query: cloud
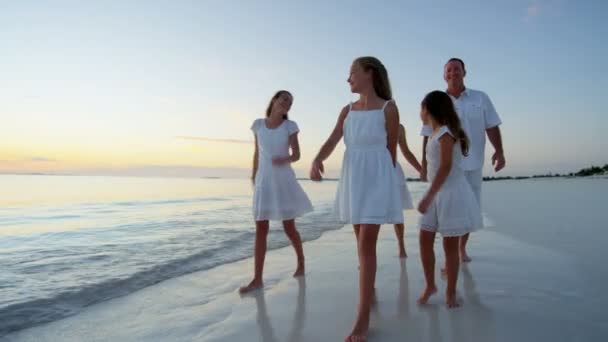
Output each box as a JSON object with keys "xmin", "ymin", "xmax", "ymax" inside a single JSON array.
[
  {"xmin": 28, "ymin": 157, "xmax": 56, "ymax": 162},
  {"xmin": 69, "ymin": 165, "xmax": 251, "ymax": 178},
  {"xmin": 525, "ymin": 2, "xmax": 541, "ymax": 21},
  {"xmin": 528, "ymin": 4, "xmax": 540, "ymax": 16},
  {"xmin": 174, "ymin": 136, "xmax": 252, "ymax": 144}
]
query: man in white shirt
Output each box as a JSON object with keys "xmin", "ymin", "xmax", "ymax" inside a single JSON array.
[{"xmin": 421, "ymin": 58, "xmax": 506, "ymax": 263}]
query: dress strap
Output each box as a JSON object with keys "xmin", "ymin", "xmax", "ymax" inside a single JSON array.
[{"xmin": 381, "ymin": 99, "xmax": 394, "ymax": 110}]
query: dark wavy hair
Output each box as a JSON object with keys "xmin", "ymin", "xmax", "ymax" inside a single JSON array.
[
  {"xmin": 421, "ymin": 90, "xmax": 469, "ymax": 156},
  {"xmin": 265, "ymin": 90, "xmax": 292, "ymax": 120}
]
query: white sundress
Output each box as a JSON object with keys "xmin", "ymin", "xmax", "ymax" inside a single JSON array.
[
  {"xmin": 419, "ymin": 126, "xmax": 483, "ymax": 236},
  {"xmin": 334, "ymin": 101, "xmax": 403, "ymax": 225},
  {"xmin": 251, "ymin": 118, "xmax": 313, "ymax": 221}
]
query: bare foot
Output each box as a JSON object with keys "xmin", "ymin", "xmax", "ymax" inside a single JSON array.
[
  {"xmin": 345, "ymin": 303, "xmax": 372, "ymax": 341},
  {"xmin": 417, "ymin": 286, "xmax": 438, "ymax": 305},
  {"xmin": 446, "ymin": 293, "xmax": 461, "ymax": 308},
  {"xmin": 293, "ymin": 266, "xmax": 305, "ymax": 277},
  {"xmin": 239, "ymin": 279, "xmax": 263, "ymax": 293},
  {"xmin": 345, "ymin": 321, "xmax": 369, "ymax": 342},
  {"xmin": 440, "ymin": 267, "xmax": 447, "ymax": 276},
  {"xmin": 399, "ymin": 249, "xmax": 407, "ymax": 258},
  {"xmin": 460, "ymin": 251, "xmax": 472, "ymax": 263}
]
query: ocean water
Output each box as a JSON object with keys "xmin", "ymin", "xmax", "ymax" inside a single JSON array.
[{"xmin": 0, "ymin": 175, "xmax": 427, "ymax": 336}]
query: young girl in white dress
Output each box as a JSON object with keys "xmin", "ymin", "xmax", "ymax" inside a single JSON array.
[
  {"xmin": 310, "ymin": 57, "xmax": 401, "ymax": 341},
  {"xmin": 239, "ymin": 90, "xmax": 313, "ymax": 293},
  {"xmin": 360, "ymin": 124, "xmax": 420, "ymax": 258},
  {"xmin": 416, "ymin": 90, "xmax": 483, "ymax": 308},
  {"xmin": 392, "ymin": 124, "xmax": 422, "ymax": 258}
]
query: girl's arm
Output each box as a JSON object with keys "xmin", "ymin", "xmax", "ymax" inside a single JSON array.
[
  {"xmin": 421, "ymin": 136, "xmax": 429, "ymax": 181},
  {"xmin": 310, "ymin": 105, "xmax": 349, "ymax": 180},
  {"xmin": 384, "ymin": 102, "xmax": 400, "ymax": 166},
  {"xmin": 398, "ymin": 125, "xmax": 422, "ymax": 173},
  {"xmin": 273, "ymin": 133, "xmax": 301, "ymax": 165},
  {"xmin": 418, "ymin": 134, "xmax": 455, "ymax": 212},
  {"xmin": 251, "ymin": 135, "xmax": 259, "ymax": 184},
  {"xmin": 288, "ymin": 133, "xmax": 301, "ymax": 162}
]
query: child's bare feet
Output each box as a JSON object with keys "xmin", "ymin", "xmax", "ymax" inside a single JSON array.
[
  {"xmin": 446, "ymin": 293, "xmax": 460, "ymax": 308},
  {"xmin": 345, "ymin": 317, "xmax": 369, "ymax": 342},
  {"xmin": 239, "ymin": 279, "xmax": 263, "ymax": 293},
  {"xmin": 417, "ymin": 285, "xmax": 437, "ymax": 304},
  {"xmin": 345, "ymin": 334, "xmax": 367, "ymax": 342}
]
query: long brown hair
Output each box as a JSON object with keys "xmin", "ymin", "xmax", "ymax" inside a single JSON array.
[
  {"xmin": 354, "ymin": 57, "xmax": 392, "ymax": 100},
  {"xmin": 265, "ymin": 90, "xmax": 292, "ymax": 120},
  {"xmin": 421, "ymin": 90, "xmax": 469, "ymax": 156}
]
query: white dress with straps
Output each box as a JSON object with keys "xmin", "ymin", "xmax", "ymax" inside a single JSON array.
[{"xmin": 334, "ymin": 101, "xmax": 403, "ymax": 224}]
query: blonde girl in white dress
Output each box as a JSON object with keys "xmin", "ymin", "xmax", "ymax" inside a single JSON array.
[
  {"xmin": 310, "ymin": 57, "xmax": 401, "ymax": 341},
  {"xmin": 239, "ymin": 90, "xmax": 313, "ymax": 293}
]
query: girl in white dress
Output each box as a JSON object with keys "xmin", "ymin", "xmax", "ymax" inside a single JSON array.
[
  {"xmin": 392, "ymin": 124, "xmax": 422, "ymax": 258},
  {"xmin": 416, "ymin": 90, "xmax": 483, "ymax": 308},
  {"xmin": 239, "ymin": 90, "xmax": 313, "ymax": 293},
  {"xmin": 310, "ymin": 57, "xmax": 401, "ymax": 341}
]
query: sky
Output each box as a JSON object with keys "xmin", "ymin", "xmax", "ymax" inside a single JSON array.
[{"xmin": 1, "ymin": 0, "xmax": 607, "ymax": 178}]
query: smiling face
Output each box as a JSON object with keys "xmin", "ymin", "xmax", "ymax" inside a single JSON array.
[
  {"xmin": 271, "ymin": 91, "xmax": 293, "ymax": 114},
  {"xmin": 265, "ymin": 90, "xmax": 293, "ymax": 118},
  {"xmin": 444, "ymin": 59, "xmax": 466, "ymax": 88},
  {"xmin": 347, "ymin": 61, "xmax": 372, "ymax": 94}
]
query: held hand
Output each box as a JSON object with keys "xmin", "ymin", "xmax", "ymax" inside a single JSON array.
[
  {"xmin": 310, "ymin": 159, "xmax": 324, "ymax": 181},
  {"xmin": 417, "ymin": 194, "xmax": 433, "ymax": 214},
  {"xmin": 492, "ymin": 152, "xmax": 506, "ymax": 172}
]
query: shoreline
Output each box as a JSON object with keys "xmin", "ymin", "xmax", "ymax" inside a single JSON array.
[
  {"xmin": 3, "ymin": 173, "xmax": 607, "ymax": 182},
  {"xmin": 5, "ymin": 179, "xmax": 608, "ymax": 341}
]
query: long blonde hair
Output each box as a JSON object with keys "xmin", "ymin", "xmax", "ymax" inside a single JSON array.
[{"xmin": 354, "ymin": 56, "xmax": 392, "ymax": 100}]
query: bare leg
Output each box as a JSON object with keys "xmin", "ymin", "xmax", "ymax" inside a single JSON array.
[
  {"xmin": 394, "ymin": 224, "xmax": 407, "ymax": 258},
  {"xmin": 417, "ymin": 229, "xmax": 438, "ymax": 304},
  {"xmin": 459, "ymin": 233, "xmax": 472, "ymax": 262},
  {"xmin": 239, "ymin": 221, "xmax": 269, "ymax": 293},
  {"xmin": 354, "ymin": 224, "xmax": 361, "ymax": 264},
  {"xmin": 283, "ymin": 219, "xmax": 305, "ymax": 277},
  {"xmin": 353, "ymin": 224, "xmax": 361, "ymax": 242},
  {"xmin": 354, "ymin": 224, "xmax": 375, "ymax": 300},
  {"xmin": 443, "ymin": 236, "xmax": 461, "ymax": 308},
  {"xmin": 443, "ymin": 231, "xmax": 471, "ymax": 274},
  {"xmin": 346, "ymin": 224, "xmax": 380, "ymax": 341}
]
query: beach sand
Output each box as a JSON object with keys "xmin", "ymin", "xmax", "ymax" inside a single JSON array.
[{"xmin": 6, "ymin": 179, "xmax": 608, "ymax": 341}]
